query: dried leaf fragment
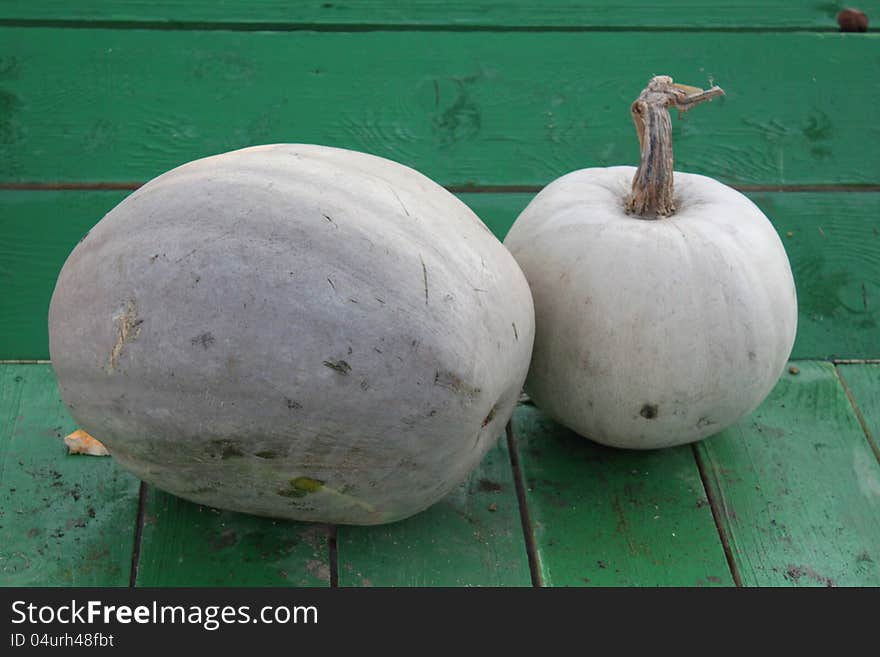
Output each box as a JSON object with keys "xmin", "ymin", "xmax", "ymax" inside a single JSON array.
[{"xmin": 64, "ymin": 430, "xmax": 110, "ymax": 456}]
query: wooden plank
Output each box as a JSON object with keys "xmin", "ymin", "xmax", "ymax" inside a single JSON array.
[
  {"xmin": 512, "ymin": 404, "xmax": 733, "ymax": 586},
  {"xmin": 749, "ymin": 192, "xmax": 880, "ymax": 360},
  {"xmin": 0, "ymin": 29, "xmax": 877, "ymax": 186},
  {"xmin": 0, "ymin": 364, "xmax": 141, "ymax": 585},
  {"xmin": 2, "ymin": 1, "xmax": 876, "ymax": 29},
  {"xmin": 0, "ymin": 190, "xmax": 532, "ymax": 359},
  {"xmin": 3, "ymin": 190, "xmax": 876, "ymax": 360},
  {"xmin": 0, "ymin": 190, "xmax": 129, "ymax": 360},
  {"xmin": 696, "ymin": 361, "xmax": 880, "ymax": 586},
  {"xmin": 837, "ymin": 364, "xmax": 880, "ymax": 457},
  {"xmin": 135, "ymin": 488, "xmax": 332, "ymax": 587},
  {"xmin": 459, "ymin": 192, "xmax": 532, "ymax": 241},
  {"xmin": 336, "ymin": 436, "xmax": 531, "ymax": 587}
]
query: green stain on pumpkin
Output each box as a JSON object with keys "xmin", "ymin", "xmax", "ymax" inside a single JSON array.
[
  {"xmin": 277, "ymin": 476, "xmax": 324, "ymax": 498},
  {"xmin": 291, "ymin": 476, "xmax": 325, "ymax": 493},
  {"xmin": 276, "ymin": 475, "xmax": 377, "ymax": 514}
]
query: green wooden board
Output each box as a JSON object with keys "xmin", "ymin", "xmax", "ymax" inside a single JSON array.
[
  {"xmin": 3, "ymin": 190, "xmax": 876, "ymax": 360},
  {"xmin": 696, "ymin": 361, "xmax": 880, "ymax": 586},
  {"xmin": 837, "ymin": 364, "xmax": 880, "ymax": 459},
  {"xmin": 336, "ymin": 435, "xmax": 531, "ymax": 586},
  {"xmin": 459, "ymin": 192, "xmax": 532, "ymax": 241},
  {"xmin": 750, "ymin": 192, "xmax": 880, "ymax": 359},
  {"xmin": 0, "ymin": 364, "xmax": 141, "ymax": 585},
  {"xmin": 0, "ymin": 6, "xmax": 878, "ymax": 587},
  {"xmin": 135, "ymin": 488, "xmax": 331, "ymax": 587},
  {"xmin": 511, "ymin": 404, "xmax": 733, "ymax": 586},
  {"xmin": 0, "ymin": 190, "xmax": 129, "ymax": 360},
  {"xmin": 1, "ymin": 1, "xmax": 875, "ymax": 29},
  {"xmin": 1, "ymin": 29, "xmax": 877, "ymax": 186}
]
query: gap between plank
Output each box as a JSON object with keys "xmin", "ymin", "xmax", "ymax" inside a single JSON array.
[
  {"xmin": 3, "ymin": 182, "xmax": 880, "ymax": 194},
  {"xmin": 4, "ymin": 358, "xmax": 877, "ymax": 365},
  {"xmin": 0, "ymin": 19, "xmax": 861, "ymax": 33},
  {"xmin": 0, "ymin": 182, "xmax": 142, "ymax": 191},
  {"xmin": 690, "ymin": 444, "xmax": 743, "ymax": 587},
  {"xmin": 834, "ymin": 366, "xmax": 880, "ymax": 465},
  {"xmin": 128, "ymin": 481, "xmax": 149, "ymax": 588},
  {"xmin": 505, "ymin": 420, "xmax": 543, "ymax": 587},
  {"xmin": 731, "ymin": 184, "xmax": 880, "ymax": 193},
  {"xmin": 327, "ymin": 525, "xmax": 339, "ymax": 588},
  {"xmin": 0, "ymin": 360, "xmax": 51, "ymax": 364}
]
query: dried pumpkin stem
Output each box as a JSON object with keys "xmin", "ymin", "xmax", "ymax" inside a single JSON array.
[{"xmin": 625, "ymin": 75, "xmax": 725, "ymax": 218}]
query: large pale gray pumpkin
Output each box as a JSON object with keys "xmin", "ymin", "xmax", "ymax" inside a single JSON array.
[{"xmin": 49, "ymin": 144, "xmax": 534, "ymax": 525}]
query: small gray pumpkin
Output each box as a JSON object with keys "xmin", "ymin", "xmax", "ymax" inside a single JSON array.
[
  {"xmin": 504, "ymin": 77, "xmax": 797, "ymax": 449},
  {"xmin": 49, "ymin": 144, "xmax": 534, "ymax": 524}
]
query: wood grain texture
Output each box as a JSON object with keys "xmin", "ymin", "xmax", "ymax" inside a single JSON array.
[
  {"xmin": 511, "ymin": 404, "xmax": 733, "ymax": 586},
  {"xmin": 0, "ymin": 29, "xmax": 877, "ymax": 186},
  {"xmin": 696, "ymin": 361, "xmax": 880, "ymax": 586},
  {"xmin": 1, "ymin": 1, "xmax": 875, "ymax": 29},
  {"xmin": 3, "ymin": 190, "xmax": 876, "ymax": 360},
  {"xmin": 0, "ymin": 190, "xmax": 129, "ymax": 360},
  {"xmin": 0, "ymin": 364, "xmax": 141, "ymax": 585},
  {"xmin": 135, "ymin": 488, "xmax": 331, "ymax": 587},
  {"xmin": 837, "ymin": 364, "xmax": 880, "ymax": 458},
  {"xmin": 336, "ymin": 436, "xmax": 531, "ymax": 586},
  {"xmin": 459, "ymin": 192, "xmax": 533, "ymax": 240},
  {"xmin": 749, "ymin": 192, "xmax": 880, "ymax": 359}
]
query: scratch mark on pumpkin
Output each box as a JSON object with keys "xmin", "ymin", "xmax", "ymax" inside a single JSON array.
[
  {"xmin": 481, "ymin": 405, "xmax": 497, "ymax": 427},
  {"xmin": 420, "ymin": 255, "xmax": 429, "ymax": 305},
  {"xmin": 107, "ymin": 299, "xmax": 142, "ymax": 373},
  {"xmin": 323, "ymin": 359, "xmax": 351, "ymax": 375},
  {"xmin": 434, "ymin": 370, "xmax": 481, "ymax": 401},
  {"xmin": 327, "ymin": 277, "xmax": 336, "ymax": 291},
  {"xmin": 863, "ymin": 283, "xmax": 868, "ymax": 311},
  {"xmin": 512, "ymin": 322, "xmax": 518, "ymax": 341},
  {"xmin": 388, "ymin": 185, "xmax": 410, "ymax": 217},
  {"xmin": 174, "ymin": 248, "xmax": 198, "ymax": 263},
  {"xmin": 173, "ymin": 226, "xmax": 238, "ymax": 263}
]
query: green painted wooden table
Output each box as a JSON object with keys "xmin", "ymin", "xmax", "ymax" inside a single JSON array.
[{"xmin": 1, "ymin": 2, "xmax": 878, "ymax": 587}]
